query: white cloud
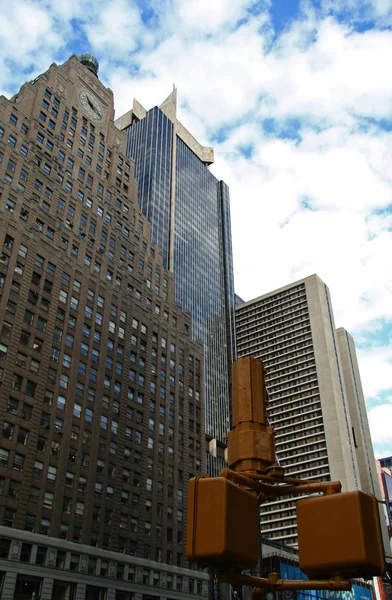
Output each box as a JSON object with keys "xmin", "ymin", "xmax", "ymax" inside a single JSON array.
[
  {"xmin": 321, "ymin": 0, "xmax": 392, "ymax": 26},
  {"xmin": 107, "ymin": 16, "xmax": 270, "ymax": 129},
  {"xmin": 0, "ymin": 2, "xmax": 64, "ymax": 95},
  {"xmin": 357, "ymin": 346, "xmax": 392, "ymax": 399},
  {"xmin": 0, "ymin": 0, "xmax": 106, "ymax": 96},
  {"xmin": 175, "ymin": 0, "xmax": 260, "ymax": 33},
  {"xmin": 258, "ymin": 17, "xmax": 392, "ymax": 124},
  {"xmin": 84, "ymin": 0, "xmax": 148, "ymax": 54},
  {"xmin": 212, "ymin": 118, "xmax": 392, "ymax": 336},
  {"xmin": 368, "ymin": 399, "xmax": 392, "ymax": 450}
]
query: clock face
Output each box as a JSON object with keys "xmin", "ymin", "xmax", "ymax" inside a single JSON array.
[{"xmin": 79, "ymin": 90, "xmax": 103, "ymax": 122}]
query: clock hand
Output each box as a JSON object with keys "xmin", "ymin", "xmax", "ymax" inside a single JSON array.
[
  {"xmin": 87, "ymin": 95, "xmax": 102, "ymax": 118},
  {"xmin": 87, "ymin": 96, "xmax": 96, "ymax": 112}
]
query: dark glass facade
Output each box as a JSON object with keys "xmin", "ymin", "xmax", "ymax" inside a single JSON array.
[
  {"xmin": 126, "ymin": 107, "xmax": 172, "ymax": 268},
  {"xmin": 125, "ymin": 106, "xmax": 235, "ymax": 444}
]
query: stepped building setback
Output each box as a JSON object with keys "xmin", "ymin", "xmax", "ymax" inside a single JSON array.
[{"xmin": 0, "ymin": 54, "xmax": 208, "ymax": 600}]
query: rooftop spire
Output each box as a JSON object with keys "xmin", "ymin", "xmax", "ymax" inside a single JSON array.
[
  {"xmin": 78, "ymin": 54, "xmax": 99, "ymax": 77},
  {"xmin": 159, "ymin": 88, "xmax": 177, "ymax": 122}
]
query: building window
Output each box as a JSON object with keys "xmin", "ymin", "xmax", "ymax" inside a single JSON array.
[
  {"xmin": 8, "ymin": 480, "xmax": 20, "ymax": 498},
  {"xmin": 3, "ymin": 509, "xmax": 16, "ymax": 527},
  {"xmin": 0, "ymin": 449, "xmax": 9, "ymax": 467},
  {"xmin": 40, "ymin": 518, "xmax": 50, "ymax": 535},
  {"xmin": 37, "ymin": 317, "xmax": 47, "ymax": 332},
  {"xmin": 43, "ymin": 491, "xmax": 54, "ymax": 508},
  {"xmin": 65, "ymin": 472, "xmax": 74, "ymax": 488},
  {"xmin": 73, "ymin": 403, "xmax": 82, "ymax": 418},
  {"xmin": 13, "ymin": 453, "xmax": 24, "ymax": 471},
  {"xmin": 17, "ymin": 427, "xmax": 29, "ymax": 445}
]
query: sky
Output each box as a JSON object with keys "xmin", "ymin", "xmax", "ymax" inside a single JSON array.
[{"xmin": 0, "ymin": 0, "xmax": 391, "ymax": 459}]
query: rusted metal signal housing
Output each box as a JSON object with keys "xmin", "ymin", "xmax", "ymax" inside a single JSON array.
[
  {"xmin": 297, "ymin": 490, "xmax": 386, "ymax": 579},
  {"xmin": 186, "ymin": 477, "xmax": 259, "ymax": 569}
]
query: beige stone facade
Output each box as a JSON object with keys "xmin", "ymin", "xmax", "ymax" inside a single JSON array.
[
  {"xmin": 236, "ymin": 274, "xmax": 379, "ymax": 547},
  {"xmin": 336, "ymin": 328, "xmax": 379, "ymax": 495}
]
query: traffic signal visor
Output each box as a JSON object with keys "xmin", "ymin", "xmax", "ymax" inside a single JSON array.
[
  {"xmin": 297, "ymin": 491, "xmax": 386, "ymax": 579},
  {"xmin": 186, "ymin": 477, "xmax": 259, "ymax": 570}
]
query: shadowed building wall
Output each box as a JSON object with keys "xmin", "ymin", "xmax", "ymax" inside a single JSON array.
[{"xmin": 0, "ymin": 54, "xmax": 208, "ymax": 600}]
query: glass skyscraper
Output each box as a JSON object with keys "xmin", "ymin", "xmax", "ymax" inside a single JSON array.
[{"xmin": 116, "ymin": 90, "xmax": 236, "ymax": 450}]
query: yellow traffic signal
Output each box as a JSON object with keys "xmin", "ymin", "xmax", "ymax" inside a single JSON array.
[
  {"xmin": 297, "ymin": 490, "xmax": 386, "ymax": 579},
  {"xmin": 186, "ymin": 477, "xmax": 259, "ymax": 570},
  {"xmin": 186, "ymin": 359, "xmax": 386, "ymax": 594}
]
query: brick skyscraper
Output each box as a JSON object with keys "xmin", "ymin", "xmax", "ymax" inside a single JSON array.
[{"xmin": 0, "ymin": 54, "xmax": 208, "ymax": 600}]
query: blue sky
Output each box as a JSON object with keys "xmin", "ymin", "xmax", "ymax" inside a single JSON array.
[{"xmin": 1, "ymin": 0, "xmax": 391, "ymax": 458}]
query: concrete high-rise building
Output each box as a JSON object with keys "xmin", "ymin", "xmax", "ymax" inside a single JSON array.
[
  {"xmin": 115, "ymin": 95, "xmax": 236, "ymax": 468},
  {"xmin": 336, "ymin": 328, "xmax": 380, "ymax": 495},
  {"xmin": 236, "ymin": 274, "xmax": 383, "ymax": 547},
  {"xmin": 0, "ymin": 54, "xmax": 209, "ymax": 600}
]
